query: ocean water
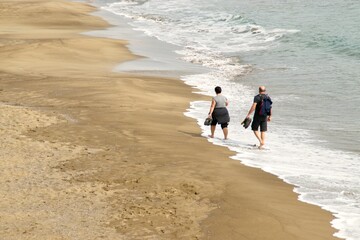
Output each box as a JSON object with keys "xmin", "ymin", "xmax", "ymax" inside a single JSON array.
[{"xmin": 86, "ymin": 0, "xmax": 359, "ymax": 239}]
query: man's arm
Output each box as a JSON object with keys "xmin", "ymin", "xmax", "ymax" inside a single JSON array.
[
  {"xmin": 246, "ymin": 102, "xmax": 257, "ymax": 118},
  {"xmin": 268, "ymin": 108, "xmax": 272, "ymax": 121}
]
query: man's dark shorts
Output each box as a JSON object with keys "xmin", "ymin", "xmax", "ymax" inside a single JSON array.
[{"xmin": 251, "ymin": 116, "xmax": 267, "ymax": 132}]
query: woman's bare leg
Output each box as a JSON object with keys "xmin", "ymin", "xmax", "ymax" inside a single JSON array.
[
  {"xmin": 223, "ymin": 127, "xmax": 228, "ymax": 140},
  {"xmin": 209, "ymin": 125, "xmax": 216, "ymax": 138}
]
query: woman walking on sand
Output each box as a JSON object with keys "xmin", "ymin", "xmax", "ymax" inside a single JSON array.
[{"xmin": 208, "ymin": 86, "xmax": 230, "ymax": 140}]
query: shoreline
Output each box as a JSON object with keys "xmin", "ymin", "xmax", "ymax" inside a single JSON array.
[
  {"xmin": 84, "ymin": 6, "xmax": 210, "ymax": 78},
  {"xmin": 0, "ymin": 0, "xmax": 339, "ymax": 239}
]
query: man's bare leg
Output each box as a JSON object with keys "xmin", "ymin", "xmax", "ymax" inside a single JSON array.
[
  {"xmin": 259, "ymin": 131, "xmax": 266, "ymax": 149},
  {"xmin": 223, "ymin": 127, "xmax": 228, "ymax": 140},
  {"xmin": 253, "ymin": 131, "xmax": 262, "ymax": 146}
]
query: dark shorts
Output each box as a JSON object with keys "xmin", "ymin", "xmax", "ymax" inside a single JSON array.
[
  {"xmin": 211, "ymin": 118, "xmax": 228, "ymax": 129},
  {"xmin": 251, "ymin": 116, "xmax": 267, "ymax": 132},
  {"xmin": 211, "ymin": 107, "xmax": 229, "ymax": 129}
]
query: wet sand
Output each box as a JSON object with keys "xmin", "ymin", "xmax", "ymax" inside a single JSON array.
[{"xmin": 0, "ymin": 0, "xmax": 339, "ymax": 239}]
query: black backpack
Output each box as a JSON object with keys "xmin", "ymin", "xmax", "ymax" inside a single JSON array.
[{"xmin": 259, "ymin": 95, "xmax": 272, "ymax": 117}]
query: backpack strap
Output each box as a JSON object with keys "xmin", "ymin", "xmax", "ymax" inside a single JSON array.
[{"xmin": 259, "ymin": 94, "xmax": 267, "ymax": 101}]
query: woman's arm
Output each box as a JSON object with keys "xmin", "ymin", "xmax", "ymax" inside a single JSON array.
[{"xmin": 208, "ymin": 99, "xmax": 216, "ymax": 117}]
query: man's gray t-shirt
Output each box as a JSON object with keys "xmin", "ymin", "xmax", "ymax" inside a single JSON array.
[{"xmin": 213, "ymin": 95, "xmax": 227, "ymax": 108}]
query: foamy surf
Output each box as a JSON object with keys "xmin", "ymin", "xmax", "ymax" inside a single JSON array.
[
  {"xmin": 97, "ymin": 0, "xmax": 360, "ymax": 238},
  {"xmin": 185, "ymin": 96, "xmax": 360, "ymax": 240}
]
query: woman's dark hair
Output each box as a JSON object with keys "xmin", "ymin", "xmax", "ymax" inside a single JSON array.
[{"xmin": 215, "ymin": 86, "xmax": 222, "ymax": 94}]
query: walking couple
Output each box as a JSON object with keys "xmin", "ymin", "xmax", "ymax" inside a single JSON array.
[{"xmin": 207, "ymin": 86, "xmax": 272, "ymax": 149}]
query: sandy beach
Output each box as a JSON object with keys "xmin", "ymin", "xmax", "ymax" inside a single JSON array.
[{"xmin": 0, "ymin": 0, "xmax": 339, "ymax": 239}]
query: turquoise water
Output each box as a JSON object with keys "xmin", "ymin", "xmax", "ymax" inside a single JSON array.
[
  {"xmin": 224, "ymin": 0, "xmax": 360, "ymax": 153},
  {"xmin": 85, "ymin": 0, "xmax": 360, "ymax": 239}
]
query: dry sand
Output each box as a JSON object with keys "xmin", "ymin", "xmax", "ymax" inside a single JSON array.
[{"xmin": 0, "ymin": 0, "xmax": 339, "ymax": 239}]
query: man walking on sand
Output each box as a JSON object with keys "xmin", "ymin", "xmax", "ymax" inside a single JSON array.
[{"xmin": 246, "ymin": 86, "xmax": 272, "ymax": 149}]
